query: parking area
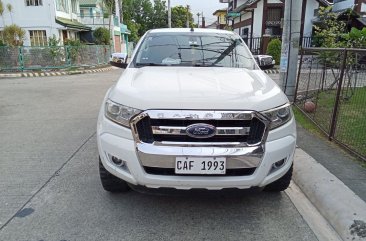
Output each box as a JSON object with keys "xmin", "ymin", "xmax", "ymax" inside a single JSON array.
[{"xmin": 0, "ymin": 70, "xmax": 318, "ymax": 241}]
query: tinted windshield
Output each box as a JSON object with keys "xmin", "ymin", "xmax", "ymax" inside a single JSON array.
[{"xmin": 134, "ymin": 32, "xmax": 257, "ymax": 69}]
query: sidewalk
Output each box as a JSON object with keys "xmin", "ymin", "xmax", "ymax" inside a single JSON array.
[
  {"xmin": 0, "ymin": 66, "xmax": 113, "ymax": 78},
  {"xmin": 293, "ymin": 125, "xmax": 366, "ymax": 241},
  {"xmin": 296, "ymin": 125, "xmax": 366, "ymax": 202}
]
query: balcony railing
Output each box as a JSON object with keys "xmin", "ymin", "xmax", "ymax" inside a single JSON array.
[{"xmin": 78, "ymin": 15, "xmax": 110, "ymax": 29}]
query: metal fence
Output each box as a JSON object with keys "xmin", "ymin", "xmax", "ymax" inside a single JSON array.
[
  {"xmin": 295, "ymin": 47, "xmax": 366, "ymax": 161},
  {"xmin": 242, "ymin": 36, "xmax": 321, "ymax": 55},
  {"xmin": 300, "ymin": 36, "xmax": 323, "ymax": 48},
  {"xmin": 242, "ymin": 37, "xmax": 263, "ymax": 55},
  {"xmin": 0, "ymin": 45, "xmax": 111, "ymax": 71}
]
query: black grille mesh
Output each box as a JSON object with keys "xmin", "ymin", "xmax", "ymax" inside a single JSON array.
[{"xmin": 135, "ymin": 116, "xmax": 265, "ymax": 144}]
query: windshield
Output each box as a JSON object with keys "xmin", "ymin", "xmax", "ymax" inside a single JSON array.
[{"xmin": 134, "ymin": 32, "xmax": 257, "ymax": 69}]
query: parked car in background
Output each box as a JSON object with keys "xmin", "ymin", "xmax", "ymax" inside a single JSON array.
[
  {"xmin": 254, "ymin": 55, "xmax": 275, "ymax": 70},
  {"xmin": 98, "ymin": 28, "xmax": 296, "ymax": 194},
  {"xmin": 110, "ymin": 53, "xmax": 128, "ymax": 64}
]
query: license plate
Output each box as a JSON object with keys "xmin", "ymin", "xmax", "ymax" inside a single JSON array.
[{"xmin": 175, "ymin": 157, "xmax": 226, "ymax": 175}]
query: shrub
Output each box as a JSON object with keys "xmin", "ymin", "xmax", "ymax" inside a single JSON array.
[
  {"xmin": 266, "ymin": 38, "xmax": 281, "ymax": 64},
  {"xmin": 2, "ymin": 24, "xmax": 25, "ymax": 46},
  {"xmin": 64, "ymin": 39, "xmax": 82, "ymax": 63},
  {"xmin": 93, "ymin": 27, "xmax": 110, "ymax": 45}
]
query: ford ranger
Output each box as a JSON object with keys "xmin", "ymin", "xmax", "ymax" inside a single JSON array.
[{"xmin": 97, "ymin": 28, "xmax": 296, "ymax": 193}]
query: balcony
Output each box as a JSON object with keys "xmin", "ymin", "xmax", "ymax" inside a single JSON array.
[{"xmin": 79, "ymin": 15, "xmax": 110, "ymax": 30}]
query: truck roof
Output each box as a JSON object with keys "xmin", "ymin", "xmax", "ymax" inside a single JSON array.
[{"xmin": 149, "ymin": 28, "xmax": 235, "ymax": 35}]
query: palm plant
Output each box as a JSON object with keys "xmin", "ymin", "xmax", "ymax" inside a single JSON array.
[
  {"xmin": 6, "ymin": 3, "xmax": 12, "ymax": 24},
  {"xmin": 0, "ymin": 0, "xmax": 5, "ymax": 26}
]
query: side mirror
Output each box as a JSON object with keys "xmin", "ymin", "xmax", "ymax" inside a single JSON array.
[
  {"xmin": 110, "ymin": 61, "xmax": 128, "ymax": 69},
  {"xmin": 253, "ymin": 55, "xmax": 275, "ymax": 70},
  {"xmin": 110, "ymin": 54, "xmax": 129, "ymax": 69}
]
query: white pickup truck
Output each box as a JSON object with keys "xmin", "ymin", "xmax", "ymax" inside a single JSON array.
[{"xmin": 97, "ymin": 28, "xmax": 296, "ymax": 193}]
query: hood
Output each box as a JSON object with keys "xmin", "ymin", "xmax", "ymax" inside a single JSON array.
[{"xmin": 109, "ymin": 67, "xmax": 288, "ymax": 111}]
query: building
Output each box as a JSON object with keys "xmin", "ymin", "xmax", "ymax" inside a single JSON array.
[
  {"xmin": 213, "ymin": 9, "xmax": 228, "ymax": 29},
  {"xmin": 79, "ymin": 0, "xmax": 109, "ymax": 30},
  {"xmin": 224, "ymin": 0, "xmax": 331, "ymax": 39},
  {"xmin": 205, "ymin": 21, "xmax": 219, "ymax": 29},
  {"xmin": 0, "ymin": 0, "xmax": 91, "ymax": 46},
  {"xmin": 332, "ymin": 0, "xmax": 366, "ymax": 28}
]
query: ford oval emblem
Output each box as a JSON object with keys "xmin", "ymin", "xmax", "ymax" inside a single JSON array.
[{"xmin": 186, "ymin": 124, "xmax": 216, "ymax": 139}]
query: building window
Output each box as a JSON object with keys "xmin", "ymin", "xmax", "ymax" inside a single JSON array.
[
  {"xmin": 29, "ymin": 30, "xmax": 47, "ymax": 46},
  {"xmin": 56, "ymin": 0, "xmax": 69, "ymax": 13},
  {"xmin": 25, "ymin": 0, "xmax": 43, "ymax": 6},
  {"xmin": 80, "ymin": 9, "xmax": 85, "ymax": 18},
  {"xmin": 265, "ymin": 8, "xmax": 282, "ymax": 36}
]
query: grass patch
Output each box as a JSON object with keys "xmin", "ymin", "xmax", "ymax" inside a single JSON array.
[
  {"xmin": 292, "ymin": 107, "xmax": 324, "ymax": 136},
  {"xmin": 331, "ymin": 87, "xmax": 366, "ymax": 157},
  {"xmin": 294, "ymin": 87, "xmax": 366, "ymax": 160}
]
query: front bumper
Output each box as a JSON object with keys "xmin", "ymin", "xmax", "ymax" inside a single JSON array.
[{"xmin": 97, "ymin": 111, "xmax": 296, "ymax": 190}]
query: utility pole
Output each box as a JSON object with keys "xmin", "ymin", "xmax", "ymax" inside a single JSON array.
[
  {"xmin": 197, "ymin": 12, "xmax": 201, "ymax": 27},
  {"xmin": 186, "ymin": 5, "xmax": 190, "ymax": 28},
  {"xmin": 168, "ymin": 0, "xmax": 171, "ymax": 28},
  {"xmin": 280, "ymin": 0, "xmax": 303, "ymax": 102},
  {"xmin": 119, "ymin": 0, "xmax": 123, "ymax": 23}
]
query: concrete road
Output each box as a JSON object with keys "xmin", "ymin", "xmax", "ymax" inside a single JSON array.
[{"xmin": 0, "ymin": 69, "xmax": 318, "ymax": 241}]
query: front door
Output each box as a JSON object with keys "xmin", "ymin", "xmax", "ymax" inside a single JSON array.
[{"xmin": 62, "ymin": 30, "xmax": 68, "ymax": 42}]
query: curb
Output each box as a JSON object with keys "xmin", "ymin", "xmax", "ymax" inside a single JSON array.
[
  {"xmin": 264, "ymin": 69, "xmax": 279, "ymax": 74},
  {"xmin": 293, "ymin": 148, "xmax": 366, "ymax": 241},
  {"xmin": 0, "ymin": 66, "xmax": 114, "ymax": 78}
]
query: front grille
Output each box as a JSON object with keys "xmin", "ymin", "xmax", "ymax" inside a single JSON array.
[
  {"xmin": 144, "ymin": 166, "xmax": 256, "ymax": 176},
  {"xmin": 134, "ymin": 114, "xmax": 266, "ymax": 145},
  {"xmin": 261, "ymin": 57, "xmax": 273, "ymax": 65}
]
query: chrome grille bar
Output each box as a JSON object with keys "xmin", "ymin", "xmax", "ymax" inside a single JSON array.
[{"xmin": 152, "ymin": 126, "xmax": 251, "ymax": 136}]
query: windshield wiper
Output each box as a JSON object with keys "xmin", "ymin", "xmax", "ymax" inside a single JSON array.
[
  {"xmin": 135, "ymin": 63, "xmax": 167, "ymax": 67},
  {"xmin": 193, "ymin": 63, "xmax": 223, "ymax": 67}
]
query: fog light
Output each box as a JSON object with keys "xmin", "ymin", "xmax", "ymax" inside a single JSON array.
[
  {"xmin": 273, "ymin": 159, "xmax": 285, "ymax": 169},
  {"xmin": 111, "ymin": 155, "xmax": 125, "ymax": 167}
]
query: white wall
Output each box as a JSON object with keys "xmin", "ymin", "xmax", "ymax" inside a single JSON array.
[
  {"xmin": 303, "ymin": 0, "xmax": 319, "ymax": 37},
  {"xmin": 361, "ymin": 2, "xmax": 366, "ymax": 15},
  {"xmin": 252, "ymin": 0, "xmax": 264, "ymax": 37}
]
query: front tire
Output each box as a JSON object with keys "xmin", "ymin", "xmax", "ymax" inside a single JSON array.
[
  {"xmin": 263, "ymin": 164, "xmax": 293, "ymax": 192},
  {"xmin": 99, "ymin": 157, "xmax": 130, "ymax": 192}
]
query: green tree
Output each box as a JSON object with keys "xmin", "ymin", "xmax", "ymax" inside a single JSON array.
[
  {"xmin": 122, "ymin": 0, "xmax": 154, "ymax": 42},
  {"xmin": 3, "ymin": 24, "xmax": 25, "ymax": 46},
  {"xmin": 314, "ymin": 6, "xmax": 348, "ymax": 48},
  {"xmin": 152, "ymin": 0, "xmax": 167, "ymax": 28},
  {"xmin": 342, "ymin": 27, "xmax": 366, "ymax": 48},
  {"xmin": 171, "ymin": 5, "xmax": 193, "ymax": 28},
  {"xmin": 93, "ymin": 27, "xmax": 111, "ymax": 45}
]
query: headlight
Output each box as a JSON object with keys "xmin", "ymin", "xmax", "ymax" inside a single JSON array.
[
  {"xmin": 261, "ymin": 104, "xmax": 292, "ymax": 130},
  {"xmin": 105, "ymin": 99, "xmax": 142, "ymax": 128}
]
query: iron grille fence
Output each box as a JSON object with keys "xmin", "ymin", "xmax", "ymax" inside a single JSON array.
[
  {"xmin": 242, "ymin": 36, "xmax": 322, "ymax": 55},
  {"xmin": 295, "ymin": 47, "xmax": 366, "ymax": 161},
  {"xmin": 242, "ymin": 37, "xmax": 263, "ymax": 54},
  {"xmin": 0, "ymin": 45, "xmax": 111, "ymax": 71}
]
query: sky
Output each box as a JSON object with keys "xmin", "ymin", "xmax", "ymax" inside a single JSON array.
[{"xmin": 170, "ymin": 0, "xmax": 228, "ymax": 25}]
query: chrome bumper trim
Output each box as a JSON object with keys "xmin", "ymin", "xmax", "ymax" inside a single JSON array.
[{"xmin": 137, "ymin": 143, "xmax": 264, "ymax": 169}]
